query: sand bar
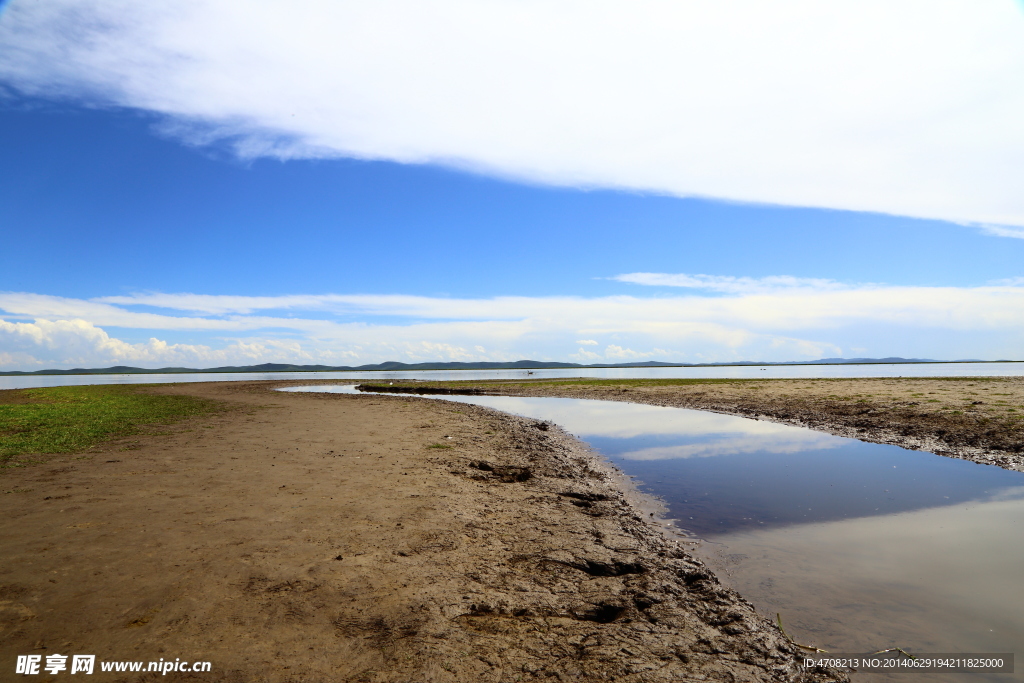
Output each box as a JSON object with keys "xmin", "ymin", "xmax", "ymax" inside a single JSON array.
[{"xmin": 1, "ymin": 381, "xmax": 847, "ymax": 682}]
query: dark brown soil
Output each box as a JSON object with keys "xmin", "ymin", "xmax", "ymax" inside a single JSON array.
[{"xmin": 0, "ymin": 389, "xmax": 40, "ymax": 405}]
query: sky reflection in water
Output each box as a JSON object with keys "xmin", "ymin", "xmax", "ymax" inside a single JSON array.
[
  {"xmin": 453, "ymin": 394, "xmax": 1024, "ymax": 670},
  {"xmin": 352, "ymin": 392, "xmax": 1024, "ymax": 536},
  {"xmin": 283, "ymin": 386, "xmax": 1024, "ymax": 670}
]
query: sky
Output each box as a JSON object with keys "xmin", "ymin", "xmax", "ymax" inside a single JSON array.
[{"xmin": 1, "ymin": 0, "xmax": 1023, "ymax": 370}]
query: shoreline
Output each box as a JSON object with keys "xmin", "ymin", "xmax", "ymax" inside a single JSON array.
[
  {"xmin": 3, "ymin": 359, "xmax": 1021, "ymax": 378},
  {"xmin": 0, "ymin": 381, "xmax": 846, "ymax": 682},
  {"xmin": 353, "ymin": 377, "xmax": 1024, "ymax": 473}
]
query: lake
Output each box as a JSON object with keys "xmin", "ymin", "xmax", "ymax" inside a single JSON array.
[{"xmin": 2, "ymin": 360, "xmax": 1022, "ymax": 390}]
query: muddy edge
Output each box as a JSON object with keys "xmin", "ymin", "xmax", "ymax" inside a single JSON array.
[
  {"xmin": 1, "ymin": 381, "xmax": 846, "ymax": 682},
  {"xmin": 270, "ymin": 382, "xmax": 847, "ymax": 682},
  {"xmin": 316, "ymin": 389, "xmax": 847, "ymax": 682}
]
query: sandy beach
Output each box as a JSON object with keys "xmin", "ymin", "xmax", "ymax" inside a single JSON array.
[{"xmin": 1, "ymin": 381, "xmax": 846, "ymax": 682}]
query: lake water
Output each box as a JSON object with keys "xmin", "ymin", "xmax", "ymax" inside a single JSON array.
[
  {"xmin": 282, "ymin": 385, "xmax": 1022, "ymax": 681},
  {"xmin": 2, "ymin": 360, "xmax": 1023, "ymax": 391}
]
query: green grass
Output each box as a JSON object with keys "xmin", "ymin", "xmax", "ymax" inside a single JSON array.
[{"xmin": 1, "ymin": 385, "xmax": 223, "ymax": 467}]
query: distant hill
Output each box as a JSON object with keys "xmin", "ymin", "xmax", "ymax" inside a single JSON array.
[{"xmin": 0, "ymin": 357, "xmax": 1014, "ymax": 376}]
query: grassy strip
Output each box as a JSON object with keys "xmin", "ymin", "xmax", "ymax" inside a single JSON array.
[
  {"xmin": 1, "ymin": 385, "xmax": 223, "ymax": 467},
  {"xmin": 365, "ymin": 376, "xmax": 1013, "ymax": 390},
  {"xmin": 359, "ymin": 377, "xmax": 761, "ymax": 392},
  {"xmin": 492, "ymin": 377, "xmax": 1011, "ymax": 387},
  {"xmin": 507, "ymin": 377, "xmax": 758, "ymax": 387}
]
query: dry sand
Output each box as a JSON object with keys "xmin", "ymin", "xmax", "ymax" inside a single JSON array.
[{"xmin": 0, "ymin": 381, "xmax": 845, "ymax": 682}]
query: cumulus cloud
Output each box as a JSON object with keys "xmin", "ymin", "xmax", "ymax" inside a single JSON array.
[
  {"xmin": 0, "ymin": 318, "xmax": 447, "ymax": 369},
  {"xmin": 575, "ymin": 339, "xmax": 599, "ymax": 345},
  {"xmin": 0, "ymin": 318, "xmax": 265, "ymax": 367},
  {"xmin": 0, "ymin": 316, "xmax": 514, "ymax": 370},
  {"xmin": 2, "ymin": 0, "xmax": 1024, "ymax": 227}
]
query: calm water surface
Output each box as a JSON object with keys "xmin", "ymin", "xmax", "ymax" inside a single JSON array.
[
  {"xmin": 3, "ymin": 361, "xmax": 1022, "ymax": 390},
  {"xmin": 283, "ymin": 385, "xmax": 1023, "ymax": 681}
]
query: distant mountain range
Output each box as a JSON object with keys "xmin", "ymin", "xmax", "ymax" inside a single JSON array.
[{"xmin": 1, "ymin": 357, "xmax": 1012, "ymax": 376}]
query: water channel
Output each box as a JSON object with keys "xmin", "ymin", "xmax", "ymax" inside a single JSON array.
[{"xmin": 281, "ymin": 385, "xmax": 1022, "ymax": 682}]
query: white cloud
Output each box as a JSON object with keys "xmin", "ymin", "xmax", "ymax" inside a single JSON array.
[
  {"xmin": 2, "ymin": 0, "xmax": 1024, "ymax": 227},
  {"xmin": 611, "ymin": 273, "xmax": 852, "ymax": 293},
  {"xmin": 569, "ymin": 347, "xmax": 603, "ymax": 363},
  {"xmin": 2, "ymin": 275, "xmax": 1024, "ymax": 369},
  {"xmin": 568, "ymin": 344, "xmax": 672, "ymax": 363},
  {"xmin": 0, "ymin": 318, "xmax": 377, "ymax": 368},
  {"xmin": 978, "ymin": 224, "xmax": 1024, "ymax": 239},
  {"xmin": 73, "ymin": 282, "xmax": 1024, "ymax": 333},
  {"xmin": 604, "ymin": 344, "xmax": 663, "ymax": 360},
  {"xmin": 0, "ymin": 318, "xmax": 268, "ymax": 367}
]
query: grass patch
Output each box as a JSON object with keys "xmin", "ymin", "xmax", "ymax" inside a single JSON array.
[
  {"xmin": 427, "ymin": 443, "xmax": 453, "ymax": 449},
  {"xmin": 1, "ymin": 385, "xmax": 223, "ymax": 467}
]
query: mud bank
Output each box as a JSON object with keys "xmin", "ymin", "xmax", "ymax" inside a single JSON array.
[{"xmin": 0, "ymin": 381, "xmax": 845, "ymax": 682}]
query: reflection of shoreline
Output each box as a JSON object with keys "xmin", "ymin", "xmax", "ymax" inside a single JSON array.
[
  {"xmin": 668, "ymin": 483, "xmax": 1024, "ymax": 538},
  {"xmin": 695, "ymin": 495, "xmax": 1024, "ymax": 664}
]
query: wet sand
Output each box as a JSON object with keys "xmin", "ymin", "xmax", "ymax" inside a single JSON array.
[{"xmin": 0, "ymin": 381, "xmax": 844, "ymax": 682}]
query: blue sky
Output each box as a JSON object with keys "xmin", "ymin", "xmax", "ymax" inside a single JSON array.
[{"xmin": 1, "ymin": 1, "xmax": 1023, "ymax": 369}]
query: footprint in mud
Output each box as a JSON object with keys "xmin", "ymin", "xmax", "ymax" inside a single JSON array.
[{"xmin": 468, "ymin": 460, "xmax": 533, "ymax": 483}]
